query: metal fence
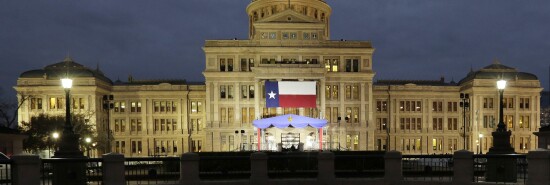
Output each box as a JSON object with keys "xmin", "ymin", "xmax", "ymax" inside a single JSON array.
[
  {"xmin": 41, "ymin": 158, "xmax": 102, "ymax": 185},
  {"xmin": 125, "ymin": 157, "xmax": 179, "ymax": 185},
  {"xmin": 402, "ymin": 154, "xmax": 454, "ymax": 182},
  {"xmin": 0, "ymin": 159, "xmax": 11, "ymax": 185},
  {"xmin": 334, "ymin": 154, "xmax": 384, "ymax": 178},
  {"xmin": 199, "ymin": 155, "xmax": 250, "ymax": 180},
  {"xmin": 473, "ymin": 154, "xmax": 528, "ymax": 184},
  {"xmin": 267, "ymin": 152, "xmax": 318, "ymax": 179}
]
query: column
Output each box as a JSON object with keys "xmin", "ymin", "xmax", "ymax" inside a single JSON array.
[
  {"xmin": 320, "ymin": 78, "xmax": 326, "ymax": 119},
  {"xmin": 527, "ymin": 150, "xmax": 550, "ymax": 185},
  {"xmin": 11, "ymin": 155, "xmax": 41, "ymax": 185},
  {"xmin": 384, "ymin": 151, "xmax": 402, "ymax": 184},
  {"xmin": 179, "ymin": 153, "xmax": 200, "ymax": 184},
  {"xmin": 452, "ymin": 150, "xmax": 473, "ymax": 185},
  {"xmin": 102, "ymin": 153, "xmax": 125, "ymax": 185},
  {"xmin": 250, "ymin": 152, "xmax": 268, "ymax": 184},
  {"xmin": 254, "ymin": 79, "xmax": 261, "ymax": 119}
]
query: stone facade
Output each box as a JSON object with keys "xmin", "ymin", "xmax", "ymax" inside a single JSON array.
[{"xmin": 15, "ymin": 0, "xmax": 542, "ymax": 156}]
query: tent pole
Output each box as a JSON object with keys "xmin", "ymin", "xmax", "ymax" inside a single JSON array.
[
  {"xmin": 257, "ymin": 128, "xmax": 261, "ymax": 151},
  {"xmin": 319, "ymin": 128, "xmax": 323, "ymax": 151}
]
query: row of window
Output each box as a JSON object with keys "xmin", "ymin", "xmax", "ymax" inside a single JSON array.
[
  {"xmin": 259, "ymin": 32, "xmax": 319, "ymax": 40},
  {"xmin": 220, "ymin": 57, "xmax": 366, "ymax": 72},
  {"xmin": 29, "ymin": 97, "xmax": 86, "ymax": 110},
  {"xmin": 324, "ymin": 107, "xmax": 360, "ymax": 124}
]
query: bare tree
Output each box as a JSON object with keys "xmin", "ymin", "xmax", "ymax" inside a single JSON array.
[{"xmin": 0, "ymin": 93, "xmax": 31, "ymax": 128}]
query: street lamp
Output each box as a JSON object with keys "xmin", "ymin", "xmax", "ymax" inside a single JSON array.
[
  {"xmin": 51, "ymin": 132, "xmax": 59, "ymax": 158},
  {"xmin": 53, "ymin": 75, "xmax": 86, "ymax": 185},
  {"xmin": 460, "ymin": 93, "xmax": 470, "ymax": 150},
  {"xmin": 479, "ymin": 134, "xmax": 483, "ymax": 154},
  {"xmin": 496, "ymin": 80, "xmax": 507, "ymax": 132},
  {"xmin": 54, "ymin": 77, "xmax": 84, "ymax": 157},
  {"xmin": 85, "ymin": 137, "xmax": 92, "ymax": 157}
]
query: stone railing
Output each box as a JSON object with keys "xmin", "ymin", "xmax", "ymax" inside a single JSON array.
[{"xmin": 6, "ymin": 150, "xmax": 550, "ymax": 185}]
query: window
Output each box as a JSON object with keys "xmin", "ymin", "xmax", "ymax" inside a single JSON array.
[
  {"xmin": 432, "ymin": 101, "xmax": 443, "ymax": 112},
  {"xmin": 240, "ymin": 58, "xmax": 255, "ymax": 72},
  {"xmin": 114, "ymin": 101, "xmax": 125, "ymax": 113},
  {"xmin": 303, "ymin": 57, "xmax": 319, "ymax": 64},
  {"xmin": 376, "ymin": 100, "xmax": 388, "ymax": 112},
  {"xmin": 303, "ymin": 32, "xmax": 310, "ymax": 39},
  {"xmin": 282, "ymin": 32, "xmax": 289, "ymax": 39},
  {"xmin": 400, "ymin": 117, "xmax": 422, "ymax": 131},
  {"xmin": 191, "ymin": 101, "xmax": 202, "ymax": 113},
  {"xmin": 519, "ymin": 115, "xmax": 530, "ymax": 128},
  {"xmin": 30, "ymin": 98, "xmax": 43, "ymax": 110},
  {"xmin": 433, "ymin": 118, "xmax": 443, "ymax": 131},
  {"xmin": 402, "ymin": 138, "xmax": 422, "ymax": 152},
  {"xmin": 219, "ymin": 58, "xmax": 233, "ymax": 72},
  {"xmin": 432, "ymin": 138, "xmax": 443, "ymax": 151},
  {"xmin": 502, "ymin": 98, "xmax": 514, "ymax": 109},
  {"xmin": 504, "ymin": 115, "xmax": 514, "ymax": 129},
  {"xmin": 72, "ymin": 97, "xmax": 85, "ymax": 110},
  {"xmin": 220, "ymin": 85, "xmax": 233, "ymax": 99},
  {"xmin": 115, "ymin": 119, "xmax": 126, "ymax": 132},
  {"xmin": 153, "ymin": 101, "xmax": 177, "ymax": 113},
  {"xmin": 324, "ymin": 59, "xmax": 339, "ymax": 72},
  {"xmin": 399, "ymin": 101, "xmax": 422, "ymax": 112},
  {"xmin": 344, "ymin": 84, "xmax": 359, "ymax": 100},
  {"xmin": 483, "ymin": 115, "xmax": 495, "ymax": 128},
  {"xmin": 345, "ymin": 59, "xmax": 359, "ymax": 72},
  {"xmin": 377, "ymin": 118, "xmax": 388, "ymax": 131},
  {"xmin": 241, "ymin": 85, "xmax": 255, "ymax": 99},
  {"xmin": 483, "ymin": 98, "xmax": 494, "ymax": 109},
  {"xmin": 49, "ymin": 97, "xmax": 63, "ymax": 109},
  {"xmin": 448, "ymin": 139, "xmax": 458, "ymax": 151},
  {"xmin": 520, "ymin": 98, "xmax": 530, "ymax": 109},
  {"xmin": 312, "ymin": 33, "xmax": 318, "ymax": 39},
  {"xmin": 447, "ymin": 118, "xmax": 458, "ymax": 130},
  {"xmin": 447, "ymin": 102, "xmax": 458, "ymax": 112},
  {"xmin": 130, "ymin": 101, "xmax": 141, "ymax": 113},
  {"xmin": 519, "ymin": 137, "xmax": 529, "ymax": 151},
  {"xmin": 131, "ymin": 140, "xmax": 142, "ymax": 154}
]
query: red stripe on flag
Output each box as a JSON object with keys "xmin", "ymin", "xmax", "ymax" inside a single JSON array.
[{"xmin": 279, "ymin": 95, "xmax": 316, "ymax": 108}]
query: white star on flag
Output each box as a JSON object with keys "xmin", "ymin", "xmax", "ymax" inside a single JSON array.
[{"xmin": 268, "ymin": 91, "xmax": 277, "ymax": 99}]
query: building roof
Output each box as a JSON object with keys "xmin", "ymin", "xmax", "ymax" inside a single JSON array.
[
  {"xmin": 458, "ymin": 61, "xmax": 538, "ymax": 85},
  {"xmin": 375, "ymin": 77, "xmax": 455, "ymax": 86},
  {"xmin": 19, "ymin": 56, "xmax": 113, "ymax": 84}
]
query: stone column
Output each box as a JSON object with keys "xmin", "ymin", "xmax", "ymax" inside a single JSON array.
[
  {"xmin": 527, "ymin": 150, "xmax": 550, "ymax": 185},
  {"xmin": 384, "ymin": 151, "xmax": 402, "ymax": 184},
  {"xmin": 102, "ymin": 153, "xmax": 125, "ymax": 185},
  {"xmin": 452, "ymin": 150, "xmax": 473, "ymax": 185},
  {"xmin": 254, "ymin": 79, "xmax": 260, "ymax": 119},
  {"xmin": 317, "ymin": 152, "xmax": 335, "ymax": 184},
  {"xmin": 11, "ymin": 154, "xmax": 40, "ymax": 185},
  {"xmin": 179, "ymin": 152, "xmax": 200, "ymax": 184},
  {"xmin": 250, "ymin": 152, "xmax": 268, "ymax": 184}
]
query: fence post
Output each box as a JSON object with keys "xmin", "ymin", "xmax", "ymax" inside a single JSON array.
[
  {"xmin": 453, "ymin": 150, "xmax": 473, "ymax": 185},
  {"xmin": 179, "ymin": 152, "xmax": 200, "ymax": 184},
  {"xmin": 527, "ymin": 150, "xmax": 550, "ymax": 185},
  {"xmin": 102, "ymin": 153, "xmax": 125, "ymax": 185},
  {"xmin": 11, "ymin": 154, "xmax": 40, "ymax": 185},
  {"xmin": 317, "ymin": 151, "xmax": 335, "ymax": 184},
  {"xmin": 384, "ymin": 151, "xmax": 402, "ymax": 184},
  {"xmin": 250, "ymin": 152, "xmax": 268, "ymax": 184}
]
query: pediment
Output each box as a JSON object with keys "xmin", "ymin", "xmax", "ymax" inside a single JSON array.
[{"xmin": 256, "ymin": 9, "xmax": 322, "ymax": 24}]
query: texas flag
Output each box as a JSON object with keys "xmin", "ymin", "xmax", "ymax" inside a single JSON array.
[{"xmin": 265, "ymin": 81, "xmax": 317, "ymax": 108}]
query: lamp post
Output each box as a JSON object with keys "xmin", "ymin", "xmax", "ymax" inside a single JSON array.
[
  {"xmin": 85, "ymin": 137, "xmax": 92, "ymax": 157},
  {"xmin": 51, "ymin": 132, "xmax": 59, "ymax": 158},
  {"xmin": 479, "ymin": 134, "xmax": 483, "ymax": 154},
  {"xmin": 52, "ymin": 76, "xmax": 86, "ymax": 185},
  {"xmin": 460, "ymin": 93, "xmax": 470, "ymax": 150},
  {"xmin": 486, "ymin": 79, "xmax": 515, "ymax": 182}
]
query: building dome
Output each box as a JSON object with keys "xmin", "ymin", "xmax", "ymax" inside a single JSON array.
[
  {"xmin": 458, "ymin": 61, "xmax": 538, "ymax": 85},
  {"xmin": 19, "ymin": 56, "xmax": 113, "ymax": 84},
  {"xmin": 246, "ymin": 0, "xmax": 331, "ymax": 39}
]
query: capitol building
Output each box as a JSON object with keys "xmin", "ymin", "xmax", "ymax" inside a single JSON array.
[{"xmin": 15, "ymin": 0, "xmax": 542, "ymax": 156}]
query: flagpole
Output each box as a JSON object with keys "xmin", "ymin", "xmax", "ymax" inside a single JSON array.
[{"xmin": 257, "ymin": 128, "xmax": 261, "ymax": 151}]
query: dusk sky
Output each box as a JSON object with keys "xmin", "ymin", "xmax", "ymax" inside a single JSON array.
[{"xmin": 1, "ymin": 0, "xmax": 549, "ymax": 103}]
